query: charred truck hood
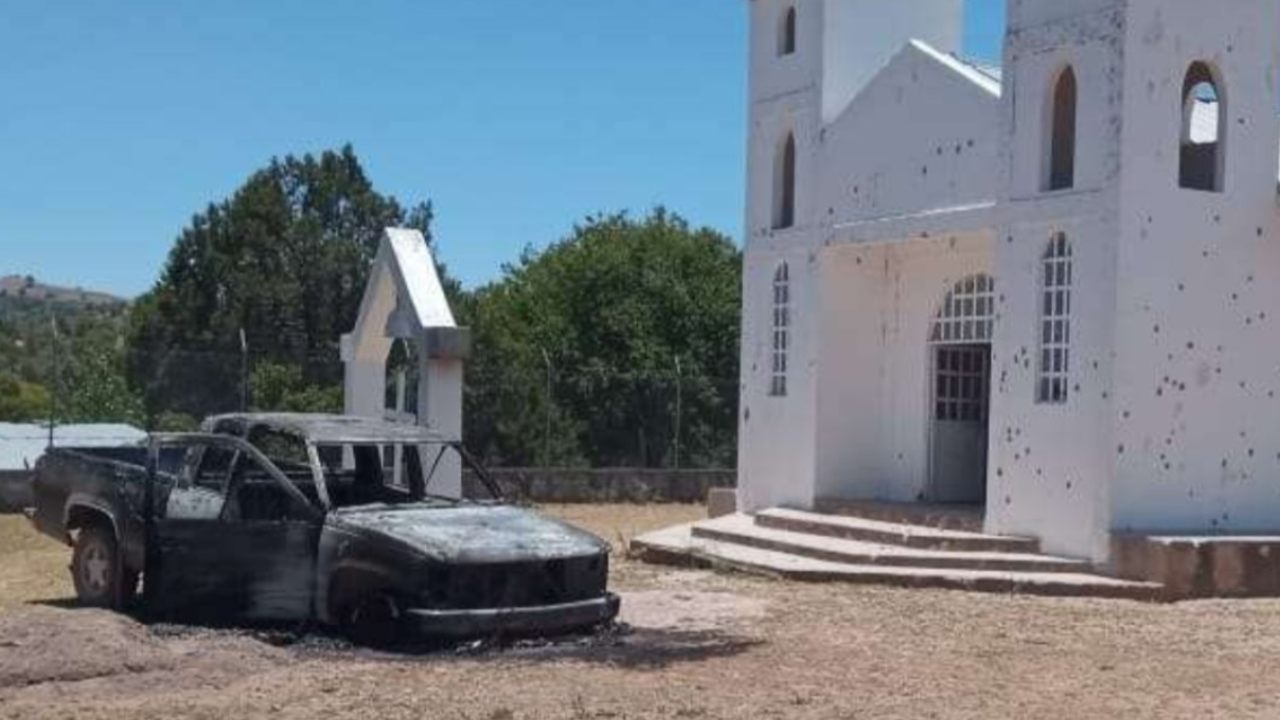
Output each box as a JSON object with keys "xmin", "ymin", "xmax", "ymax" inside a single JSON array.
[{"xmin": 327, "ymin": 503, "xmax": 609, "ymax": 564}]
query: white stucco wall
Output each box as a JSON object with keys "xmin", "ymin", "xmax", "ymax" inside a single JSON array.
[
  {"xmin": 737, "ymin": 245, "xmax": 820, "ymax": 511},
  {"xmin": 814, "ymin": 234, "xmax": 994, "ymax": 504},
  {"xmin": 739, "ymin": 0, "xmax": 997, "ymax": 514},
  {"xmin": 1109, "ymin": 0, "xmax": 1280, "ymax": 534},
  {"xmin": 982, "ymin": 2, "xmax": 1128, "ymax": 562},
  {"xmin": 820, "ymin": 0, "xmax": 964, "ymax": 124},
  {"xmin": 820, "ymin": 42, "xmax": 1001, "ymax": 227},
  {"xmin": 738, "ymin": 0, "xmax": 1280, "ymax": 565}
]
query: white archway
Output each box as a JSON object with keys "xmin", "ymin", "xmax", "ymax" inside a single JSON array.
[{"xmin": 340, "ymin": 228, "xmax": 470, "ymax": 497}]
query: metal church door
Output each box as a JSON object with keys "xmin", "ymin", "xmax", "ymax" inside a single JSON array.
[
  {"xmin": 930, "ymin": 345, "xmax": 990, "ymax": 503},
  {"xmin": 927, "ymin": 274, "xmax": 996, "ymax": 505}
]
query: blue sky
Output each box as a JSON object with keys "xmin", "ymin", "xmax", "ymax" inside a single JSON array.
[{"xmin": 0, "ymin": 1, "xmax": 1005, "ymax": 298}]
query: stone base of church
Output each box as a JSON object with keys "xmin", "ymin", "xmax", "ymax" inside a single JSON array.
[{"xmin": 1110, "ymin": 534, "xmax": 1280, "ymax": 599}]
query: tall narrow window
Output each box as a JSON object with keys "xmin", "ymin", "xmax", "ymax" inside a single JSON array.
[
  {"xmin": 773, "ymin": 133, "xmax": 796, "ymax": 230},
  {"xmin": 1046, "ymin": 66, "xmax": 1077, "ymax": 191},
  {"xmin": 779, "ymin": 6, "xmax": 797, "ymax": 57},
  {"xmin": 1037, "ymin": 233, "xmax": 1073, "ymax": 405},
  {"xmin": 770, "ymin": 263, "xmax": 790, "ymax": 397},
  {"xmin": 1180, "ymin": 61, "xmax": 1225, "ymax": 192}
]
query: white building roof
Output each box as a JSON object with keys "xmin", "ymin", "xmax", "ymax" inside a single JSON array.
[{"xmin": 0, "ymin": 423, "xmax": 145, "ymax": 471}]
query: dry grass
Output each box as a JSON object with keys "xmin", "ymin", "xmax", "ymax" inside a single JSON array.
[
  {"xmin": 4, "ymin": 507, "xmax": 1280, "ymax": 719},
  {"xmin": 0, "ymin": 515, "xmax": 71, "ymax": 612}
]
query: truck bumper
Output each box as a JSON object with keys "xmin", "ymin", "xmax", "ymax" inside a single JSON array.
[{"xmin": 405, "ymin": 593, "xmax": 621, "ymax": 638}]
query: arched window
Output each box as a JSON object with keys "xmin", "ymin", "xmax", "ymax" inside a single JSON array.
[
  {"xmin": 770, "ymin": 263, "xmax": 790, "ymax": 397},
  {"xmin": 779, "ymin": 6, "xmax": 797, "ymax": 57},
  {"xmin": 772, "ymin": 133, "xmax": 796, "ymax": 230},
  {"xmin": 1036, "ymin": 233, "xmax": 1073, "ymax": 404},
  {"xmin": 930, "ymin": 274, "xmax": 995, "ymax": 345},
  {"xmin": 1180, "ymin": 61, "xmax": 1225, "ymax": 192},
  {"xmin": 1046, "ymin": 66, "xmax": 1077, "ymax": 191}
]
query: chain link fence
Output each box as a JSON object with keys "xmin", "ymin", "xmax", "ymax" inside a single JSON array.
[{"xmin": 36, "ymin": 341, "xmax": 739, "ymax": 472}]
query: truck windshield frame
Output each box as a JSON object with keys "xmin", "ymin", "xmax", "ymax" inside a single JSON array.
[{"xmin": 308, "ymin": 439, "xmax": 503, "ymax": 508}]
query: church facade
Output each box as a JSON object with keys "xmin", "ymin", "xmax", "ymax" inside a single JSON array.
[{"xmin": 736, "ymin": 0, "xmax": 1280, "ymax": 562}]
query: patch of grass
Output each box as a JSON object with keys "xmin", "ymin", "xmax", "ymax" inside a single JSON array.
[{"xmin": 0, "ymin": 516, "xmax": 72, "ymax": 611}]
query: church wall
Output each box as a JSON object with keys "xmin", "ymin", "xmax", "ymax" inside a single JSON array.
[
  {"xmin": 737, "ymin": 245, "xmax": 820, "ymax": 511},
  {"xmin": 813, "ymin": 243, "xmax": 887, "ymax": 501},
  {"xmin": 986, "ymin": 209, "xmax": 1119, "ymax": 563},
  {"xmin": 1109, "ymin": 0, "xmax": 1280, "ymax": 533},
  {"xmin": 820, "ymin": 0, "xmax": 963, "ymax": 124},
  {"xmin": 984, "ymin": 5, "xmax": 1127, "ymax": 562},
  {"xmin": 814, "ymin": 233, "xmax": 993, "ymax": 504},
  {"xmin": 819, "ymin": 43, "xmax": 1000, "ymax": 229},
  {"xmin": 748, "ymin": 0, "xmax": 823, "ymax": 111}
]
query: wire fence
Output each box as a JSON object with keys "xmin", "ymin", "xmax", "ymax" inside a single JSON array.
[{"xmin": 35, "ymin": 343, "xmax": 740, "ymax": 471}]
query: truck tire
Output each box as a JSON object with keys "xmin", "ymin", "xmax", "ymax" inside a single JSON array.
[
  {"xmin": 344, "ymin": 593, "xmax": 403, "ymax": 648},
  {"xmin": 71, "ymin": 524, "xmax": 127, "ymax": 609}
]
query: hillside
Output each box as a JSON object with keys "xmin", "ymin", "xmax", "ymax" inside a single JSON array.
[{"xmin": 0, "ymin": 275, "xmax": 128, "ymax": 307}]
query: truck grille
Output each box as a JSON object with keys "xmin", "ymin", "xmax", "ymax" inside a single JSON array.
[{"xmin": 425, "ymin": 554, "xmax": 608, "ymax": 610}]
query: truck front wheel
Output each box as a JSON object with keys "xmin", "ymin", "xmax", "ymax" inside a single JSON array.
[
  {"xmin": 72, "ymin": 524, "xmax": 130, "ymax": 609},
  {"xmin": 344, "ymin": 593, "xmax": 403, "ymax": 648}
]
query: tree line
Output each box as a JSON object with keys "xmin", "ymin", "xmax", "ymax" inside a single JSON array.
[{"xmin": 0, "ymin": 146, "xmax": 741, "ymax": 468}]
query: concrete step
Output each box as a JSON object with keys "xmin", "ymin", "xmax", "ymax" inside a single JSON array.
[
  {"xmin": 757, "ymin": 508, "xmax": 1040, "ymax": 554},
  {"xmin": 814, "ymin": 498, "xmax": 985, "ymax": 533},
  {"xmin": 631, "ymin": 522, "xmax": 1163, "ymax": 601},
  {"xmin": 692, "ymin": 514, "xmax": 1088, "ymax": 574}
]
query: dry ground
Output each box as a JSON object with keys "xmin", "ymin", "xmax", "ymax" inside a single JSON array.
[{"xmin": 3, "ymin": 505, "xmax": 1280, "ymax": 719}]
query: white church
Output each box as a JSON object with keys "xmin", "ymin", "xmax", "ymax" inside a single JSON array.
[{"xmin": 733, "ymin": 0, "xmax": 1280, "ymax": 568}]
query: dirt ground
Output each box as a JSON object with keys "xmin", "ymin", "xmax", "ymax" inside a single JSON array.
[{"xmin": 3, "ymin": 506, "xmax": 1280, "ymax": 719}]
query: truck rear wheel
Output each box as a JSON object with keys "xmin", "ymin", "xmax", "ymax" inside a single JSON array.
[{"xmin": 72, "ymin": 524, "xmax": 128, "ymax": 609}]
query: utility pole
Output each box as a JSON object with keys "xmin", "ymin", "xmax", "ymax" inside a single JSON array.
[
  {"xmin": 539, "ymin": 347, "xmax": 552, "ymax": 471},
  {"xmin": 239, "ymin": 328, "xmax": 248, "ymax": 412},
  {"xmin": 673, "ymin": 355, "xmax": 683, "ymax": 469}
]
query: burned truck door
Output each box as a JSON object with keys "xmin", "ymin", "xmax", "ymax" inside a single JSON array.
[
  {"xmin": 148, "ymin": 436, "xmax": 321, "ymax": 623},
  {"xmin": 147, "ymin": 440, "xmax": 243, "ymax": 620}
]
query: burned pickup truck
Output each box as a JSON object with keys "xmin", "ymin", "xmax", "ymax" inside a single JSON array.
[{"xmin": 28, "ymin": 413, "xmax": 619, "ymax": 645}]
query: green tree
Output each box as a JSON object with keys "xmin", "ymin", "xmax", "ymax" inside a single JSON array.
[
  {"xmin": 250, "ymin": 362, "xmax": 343, "ymax": 413},
  {"xmin": 0, "ymin": 373, "xmax": 50, "ymax": 422},
  {"xmin": 61, "ymin": 347, "xmax": 145, "ymax": 425},
  {"xmin": 0, "ymin": 295, "xmax": 139, "ymax": 425},
  {"xmin": 126, "ymin": 145, "xmax": 440, "ymax": 422},
  {"xmin": 462, "ymin": 209, "xmax": 741, "ymax": 468}
]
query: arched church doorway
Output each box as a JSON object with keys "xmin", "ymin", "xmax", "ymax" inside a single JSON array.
[{"xmin": 927, "ymin": 274, "xmax": 994, "ymax": 504}]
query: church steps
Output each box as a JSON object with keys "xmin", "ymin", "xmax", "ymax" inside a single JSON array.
[
  {"xmin": 756, "ymin": 508, "xmax": 1040, "ymax": 554},
  {"xmin": 631, "ymin": 521, "xmax": 1163, "ymax": 601},
  {"xmin": 814, "ymin": 498, "xmax": 986, "ymax": 533},
  {"xmin": 691, "ymin": 514, "xmax": 1086, "ymax": 574}
]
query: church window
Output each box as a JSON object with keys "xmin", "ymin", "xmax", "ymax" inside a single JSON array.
[
  {"xmin": 1046, "ymin": 66, "xmax": 1077, "ymax": 192},
  {"xmin": 930, "ymin": 274, "xmax": 995, "ymax": 345},
  {"xmin": 1037, "ymin": 233, "xmax": 1073, "ymax": 405},
  {"xmin": 779, "ymin": 6, "xmax": 797, "ymax": 57},
  {"xmin": 773, "ymin": 132, "xmax": 796, "ymax": 230},
  {"xmin": 770, "ymin": 262, "xmax": 790, "ymax": 397},
  {"xmin": 1180, "ymin": 62, "xmax": 1225, "ymax": 192}
]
